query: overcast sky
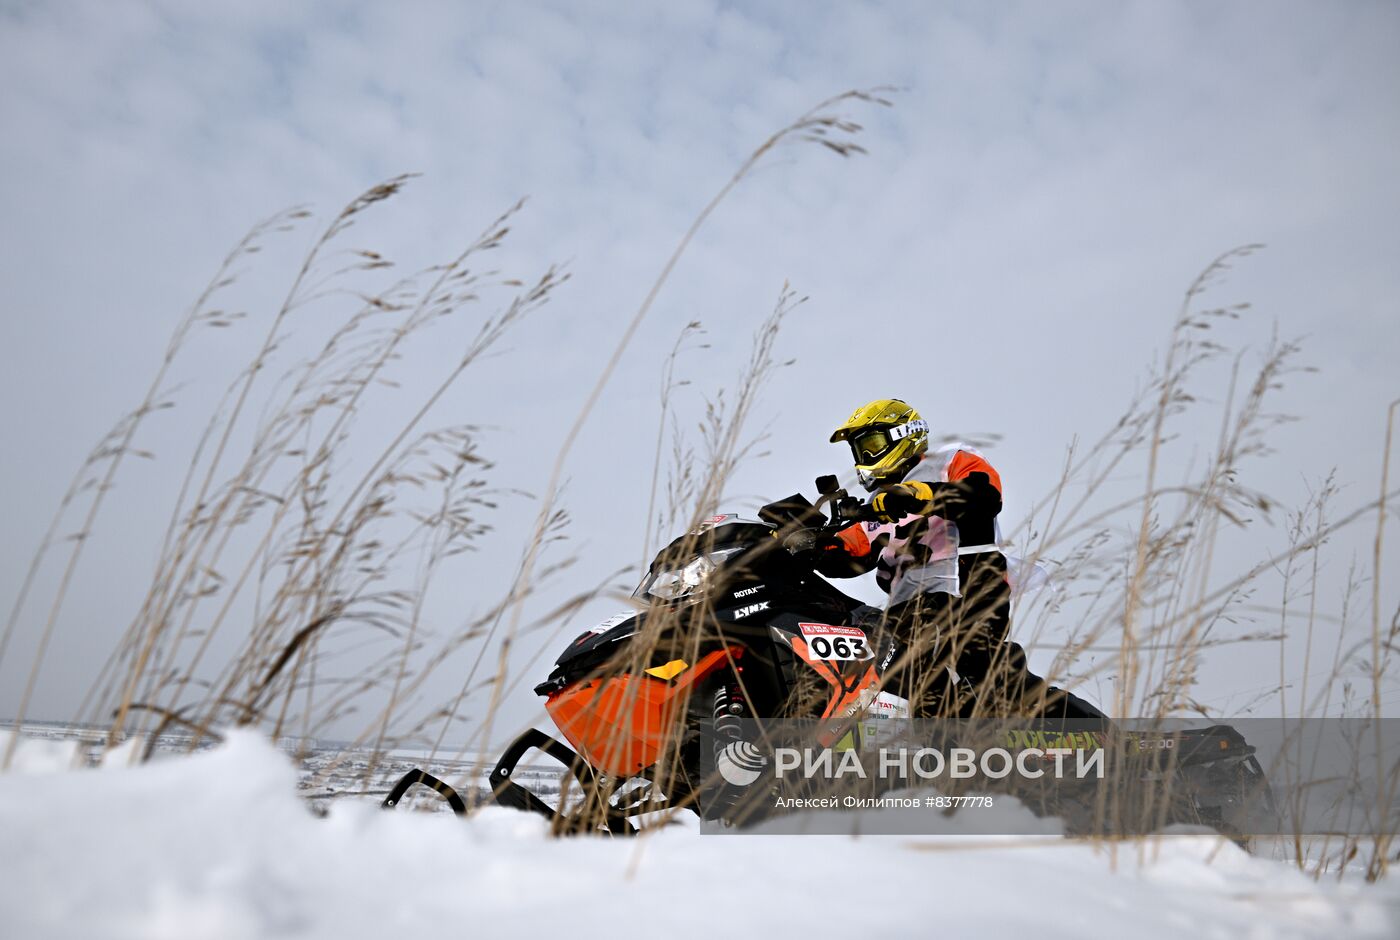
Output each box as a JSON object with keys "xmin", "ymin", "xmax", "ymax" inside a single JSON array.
[{"xmin": 2, "ymin": 1, "xmax": 1397, "ymax": 742}]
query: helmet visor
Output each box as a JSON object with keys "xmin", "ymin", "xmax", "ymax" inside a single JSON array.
[{"xmin": 850, "ymin": 428, "xmax": 893, "ymax": 463}]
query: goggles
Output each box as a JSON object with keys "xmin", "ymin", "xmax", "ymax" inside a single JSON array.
[
  {"xmin": 850, "ymin": 428, "xmax": 893, "ymax": 462},
  {"xmin": 848, "ymin": 419, "xmax": 927, "ymax": 463}
]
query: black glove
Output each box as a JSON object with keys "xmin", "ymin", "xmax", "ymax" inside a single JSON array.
[
  {"xmin": 870, "ymin": 481, "xmax": 968, "ymax": 523},
  {"xmin": 870, "ymin": 482, "xmax": 931, "ymax": 523}
]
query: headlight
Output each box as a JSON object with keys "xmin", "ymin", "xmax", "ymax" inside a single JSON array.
[{"xmin": 636, "ymin": 548, "xmax": 743, "ymax": 601}]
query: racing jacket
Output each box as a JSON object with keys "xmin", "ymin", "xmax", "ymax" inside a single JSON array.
[{"xmin": 818, "ymin": 443, "xmax": 1004, "ymax": 605}]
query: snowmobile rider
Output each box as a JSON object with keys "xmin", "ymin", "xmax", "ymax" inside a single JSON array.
[{"xmin": 818, "ymin": 398, "xmax": 1031, "ymax": 718}]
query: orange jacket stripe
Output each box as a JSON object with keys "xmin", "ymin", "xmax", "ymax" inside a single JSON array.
[
  {"xmin": 834, "ymin": 522, "xmax": 872, "ymax": 557},
  {"xmin": 945, "ymin": 449, "xmax": 1002, "ymax": 494}
]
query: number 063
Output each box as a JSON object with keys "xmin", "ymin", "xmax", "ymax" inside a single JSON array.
[{"xmin": 807, "ymin": 635, "xmax": 865, "ymax": 660}]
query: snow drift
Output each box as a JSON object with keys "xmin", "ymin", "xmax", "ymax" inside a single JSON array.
[{"xmin": 1, "ymin": 729, "xmax": 1395, "ymax": 939}]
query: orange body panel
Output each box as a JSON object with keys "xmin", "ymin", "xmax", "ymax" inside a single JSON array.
[
  {"xmin": 545, "ymin": 647, "xmax": 741, "ymax": 777},
  {"xmin": 789, "ymin": 633, "xmax": 882, "ymax": 746}
]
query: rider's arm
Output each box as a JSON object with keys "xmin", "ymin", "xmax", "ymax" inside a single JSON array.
[
  {"xmin": 814, "ymin": 524, "xmax": 885, "ymax": 579},
  {"xmin": 942, "ymin": 450, "xmax": 1002, "ymax": 544},
  {"xmin": 870, "ymin": 450, "xmax": 1003, "ymax": 534}
]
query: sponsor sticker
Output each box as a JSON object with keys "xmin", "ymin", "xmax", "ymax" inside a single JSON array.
[{"xmin": 889, "ymin": 419, "xmax": 928, "ymax": 441}]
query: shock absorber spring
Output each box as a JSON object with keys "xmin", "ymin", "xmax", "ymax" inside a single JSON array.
[{"xmin": 713, "ymin": 682, "xmax": 746, "ymax": 740}]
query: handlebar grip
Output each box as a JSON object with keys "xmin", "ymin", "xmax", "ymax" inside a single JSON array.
[{"xmin": 833, "ymin": 497, "xmax": 877, "ymax": 524}]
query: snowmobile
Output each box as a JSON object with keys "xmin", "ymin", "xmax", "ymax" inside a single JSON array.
[{"xmin": 384, "ymin": 476, "xmax": 1277, "ymax": 839}]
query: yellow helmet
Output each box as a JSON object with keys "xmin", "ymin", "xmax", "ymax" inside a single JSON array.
[{"xmin": 829, "ymin": 398, "xmax": 929, "ymax": 491}]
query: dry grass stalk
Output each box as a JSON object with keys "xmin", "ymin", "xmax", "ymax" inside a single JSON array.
[{"xmin": 7, "ymin": 84, "xmax": 1393, "ymax": 873}]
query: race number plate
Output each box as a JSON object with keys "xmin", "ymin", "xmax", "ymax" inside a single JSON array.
[{"xmin": 798, "ymin": 623, "xmax": 869, "ymax": 661}]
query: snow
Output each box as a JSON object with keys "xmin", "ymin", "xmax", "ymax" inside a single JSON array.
[{"xmin": 1, "ymin": 729, "xmax": 1396, "ymax": 939}]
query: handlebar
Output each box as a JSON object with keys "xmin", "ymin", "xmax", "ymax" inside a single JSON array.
[
  {"xmin": 814, "ymin": 474, "xmax": 876, "ymax": 526},
  {"xmin": 779, "ymin": 477, "xmax": 877, "ymax": 557}
]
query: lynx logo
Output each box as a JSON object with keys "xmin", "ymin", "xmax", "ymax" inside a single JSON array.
[
  {"xmin": 733, "ymin": 585, "xmax": 765, "ymax": 598},
  {"xmin": 716, "ymin": 740, "xmax": 767, "ymax": 786},
  {"xmin": 734, "ymin": 601, "xmax": 770, "ymax": 618}
]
